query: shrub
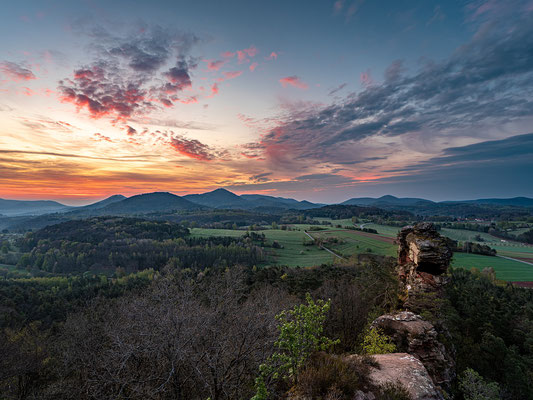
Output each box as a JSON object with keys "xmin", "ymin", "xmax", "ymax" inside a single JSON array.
[
  {"xmin": 252, "ymin": 293, "xmax": 339, "ymax": 399},
  {"xmin": 458, "ymin": 368, "xmax": 500, "ymax": 400},
  {"xmin": 377, "ymin": 382, "xmax": 411, "ymax": 400},
  {"xmin": 361, "ymin": 327, "xmax": 396, "ymax": 355},
  {"xmin": 290, "ymin": 352, "xmax": 372, "ymax": 399}
]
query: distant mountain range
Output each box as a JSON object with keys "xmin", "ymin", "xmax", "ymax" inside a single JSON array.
[
  {"xmin": 0, "ymin": 198, "xmax": 72, "ymax": 217},
  {"xmin": 341, "ymin": 195, "xmax": 433, "ymax": 207},
  {"xmin": 340, "ymin": 195, "xmax": 533, "ymax": 208},
  {"xmin": 1, "ymin": 191, "xmax": 532, "ymax": 218}
]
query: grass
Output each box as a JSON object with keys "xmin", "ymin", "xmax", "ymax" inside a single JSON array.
[
  {"xmin": 440, "ymin": 228, "xmax": 499, "ymax": 243},
  {"xmin": 452, "ymin": 253, "xmax": 533, "ymax": 281},
  {"xmin": 190, "ymin": 225, "xmax": 533, "ymax": 281},
  {"xmin": 191, "ymin": 227, "xmax": 336, "ymax": 267},
  {"xmin": 190, "ymin": 228, "xmax": 246, "ymax": 238},
  {"xmin": 262, "ymin": 229, "xmax": 336, "ymax": 267},
  {"xmin": 363, "ymin": 223, "xmax": 400, "ymax": 238},
  {"xmin": 302, "ymin": 229, "xmax": 397, "ymax": 258}
]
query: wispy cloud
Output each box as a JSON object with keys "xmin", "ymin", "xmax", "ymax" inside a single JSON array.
[
  {"xmin": 0, "ymin": 61, "xmax": 36, "ymax": 81},
  {"xmin": 248, "ymin": 13, "xmax": 533, "ymax": 176},
  {"xmin": 279, "ymin": 76, "xmax": 308, "ymax": 89}
]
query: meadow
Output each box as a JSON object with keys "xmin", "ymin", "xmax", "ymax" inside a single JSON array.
[{"xmin": 191, "ymin": 221, "xmax": 533, "ymax": 282}]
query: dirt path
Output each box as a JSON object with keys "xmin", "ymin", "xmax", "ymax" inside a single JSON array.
[
  {"xmin": 304, "ymin": 231, "xmax": 346, "ymax": 260},
  {"xmin": 497, "ymin": 255, "xmax": 533, "ymax": 266}
]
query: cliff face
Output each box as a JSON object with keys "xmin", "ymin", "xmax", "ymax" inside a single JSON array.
[
  {"xmin": 397, "ymin": 223, "xmax": 453, "ymax": 295},
  {"xmin": 363, "ymin": 223, "xmax": 455, "ymax": 399}
]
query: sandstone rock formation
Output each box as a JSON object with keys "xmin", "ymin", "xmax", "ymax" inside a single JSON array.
[
  {"xmin": 397, "ymin": 222, "xmax": 453, "ymax": 293},
  {"xmin": 372, "ymin": 311, "xmax": 455, "ymax": 392},
  {"xmin": 331, "ymin": 223, "xmax": 455, "ymax": 400},
  {"xmin": 367, "ymin": 353, "xmax": 444, "ymax": 400}
]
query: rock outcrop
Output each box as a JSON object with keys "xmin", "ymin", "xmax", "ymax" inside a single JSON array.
[
  {"xmin": 329, "ymin": 223, "xmax": 455, "ymax": 400},
  {"xmin": 371, "ymin": 312, "xmax": 455, "ymax": 392},
  {"xmin": 366, "ymin": 353, "xmax": 443, "ymax": 400},
  {"xmin": 397, "ymin": 223, "xmax": 453, "ymax": 294}
]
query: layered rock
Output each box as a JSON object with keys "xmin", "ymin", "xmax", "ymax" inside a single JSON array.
[
  {"xmin": 397, "ymin": 223, "xmax": 453, "ymax": 294},
  {"xmin": 371, "ymin": 312, "xmax": 455, "ymax": 392}
]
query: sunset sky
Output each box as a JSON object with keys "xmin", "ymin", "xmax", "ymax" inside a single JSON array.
[{"xmin": 1, "ymin": 0, "xmax": 532, "ymax": 205}]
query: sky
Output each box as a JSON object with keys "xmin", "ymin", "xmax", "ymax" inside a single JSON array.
[{"xmin": 0, "ymin": 0, "xmax": 532, "ymax": 205}]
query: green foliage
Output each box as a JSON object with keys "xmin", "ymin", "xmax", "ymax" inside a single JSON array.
[
  {"xmin": 16, "ymin": 217, "xmax": 264, "ymax": 274},
  {"xmin": 252, "ymin": 293, "xmax": 339, "ymax": 399},
  {"xmin": 361, "ymin": 327, "xmax": 396, "ymax": 355},
  {"xmin": 0, "ymin": 270, "xmax": 154, "ymax": 329},
  {"xmin": 458, "ymin": 368, "xmax": 500, "ymax": 400},
  {"xmin": 440, "ymin": 268, "xmax": 533, "ymax": 398}
]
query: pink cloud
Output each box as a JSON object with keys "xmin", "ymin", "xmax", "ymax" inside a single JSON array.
[
  {"xmin": 360, "ymin": 69, "xmax": 373, "ymax": 87},
  {"xmin": 237, "ymin": 45, "xmax": 258, "ymax": 63},
  {"xmin": 334, "ymin": 0, "xmax": 344, "ymax": 12},
  {"xmin": 240, "ymin": 152, "xmax": 260, "ymax": 159},
  {"xmin": 221, "ymin": 51, "xmax": 235, "ymax": 58},
  {"xmin": 473, "ymin": 0, "xmax": 498, "ymax": 17},
  {"xmin": 210, "ymin": 83, "xmax": 219, "ymax": 96},
  {"xmin": 19, "ymin": 87, "xmax": 36, "ymax": 96},
  {"xmin": 203, "ymin": 59, "xmax": 226, "ymax": 71},
  {"xmin": 93, "ymin": 133, "xmax": 113, "ymax": 143},
  {"xmin": 178, "ymin": 96, "xmax": 198, "ymax": 104},
  {"xmin": 249, "ymin": 62, "xmax": 258, "ymax": 72},
  {"xmin": 266, "ymin": 52, "xmax": 278, "ymax": 60},
  {"xmin": 279, "ymin": 76, "xmax": 308, "ymax": 90},
  {"xmin": 0, "ymin": 61, "xmax": 36, "ymax": 81},
  {"xmin": 169, "ymin": 135, "xmax": 214, "ymax": 161},
  {"xmin": 221, "ymin": 70, "xmax": 243, "ymax": 81}
]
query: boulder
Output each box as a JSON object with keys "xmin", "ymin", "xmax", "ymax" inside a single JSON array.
[
  {"xmin": 367, "ymin": 353, "xmax": 443, "ymax": 400},
  {"xmin": 371, "ymin": 312, "xmax": 455, "ymax": 392}
]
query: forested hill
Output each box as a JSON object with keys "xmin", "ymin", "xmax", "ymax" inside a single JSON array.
[
  {"xmin": 18, "ymin": 217, "xmax": 190, "ymax": 249},
  {"xmin": 16, "ymin": 217, "xmax": 263, "ymax": 274},
  {"xmin": 302, "ymin": 204, "xmax": 414, "ymax": 220}
]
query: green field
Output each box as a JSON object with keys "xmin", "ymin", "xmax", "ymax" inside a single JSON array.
[
  {"xmin": 306, "ymin": 229, "xmax": 396, "ymax": 258},
  {"xmin": 191, "ymin": 227, "xmax": 336, "ymax": 267},
  {"xmin": 190, "ymin": 225, "xmax": 533, "ymax": 281},
  {"xmin": 452, "ymin": 253, "xmax": 533, "ymax": 281},
  {"xmin": 363, "ymin": 223, "xmax": 400, "ymax": 238},
  {"xmin": 190, "ymin": 228, "xmax": 246, "ymax": 238}
]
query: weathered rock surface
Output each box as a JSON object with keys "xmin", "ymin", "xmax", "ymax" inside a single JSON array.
[
  {"xmin": 397, "ymin": 223, "xmax": 453, "ymax": 294},
  {"xmin": 398, "ymin": 223, "xmax": 452, "ymax": 275},
  {"xmin": 371, "ymin": 312, "xmax": 455, "ymax": 391},
  {"xmin": 367, "ymin": 353, "xmax": 443, "ymax": 400}
]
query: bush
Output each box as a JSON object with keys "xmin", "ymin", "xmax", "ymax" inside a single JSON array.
[
  {"xmin": 362, "ymin": 327, "xmax": 396, "ymax": 355},
  {"xmin": 252, "ymin": 294, "xmax": 339, "ymax": 399},
  {"xmin": 377, "ymin": 382, "xmax": 411, "ymax": 400},
  {"xmin": 290, "ymin": 352, "xmax": 372, "ymax": 399},
  {"xmin": 458, "ymin": 368, "xmax": 500, "ymax": 400}
]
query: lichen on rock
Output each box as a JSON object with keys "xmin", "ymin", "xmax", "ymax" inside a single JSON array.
[{"xmin": 371, "ymin": 311, "xmax": 455, "ymax": 393}]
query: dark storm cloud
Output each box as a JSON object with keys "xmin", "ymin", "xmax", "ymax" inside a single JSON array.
[
  {"xmin": 58, "ymin": 26, "xmax": 199, "ymax": 121},
  {"xmin": 255, "ymin": 14, "xmax": 533, "ymax": 165}
]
